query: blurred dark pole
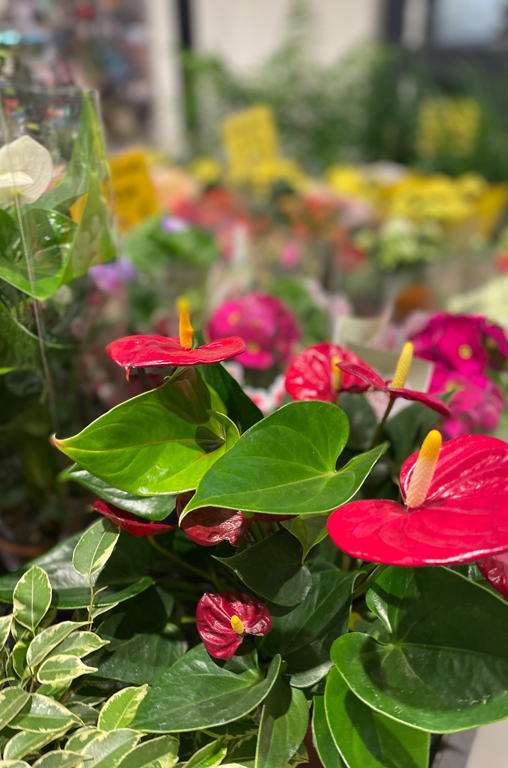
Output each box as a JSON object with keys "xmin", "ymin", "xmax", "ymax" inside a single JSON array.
[
  {"xmin": 382, "ymin": 0, "xmax": 406, "ymax": 43},
  {"xmin": 175, "ymin": 0, "xmax": 198, "ymax": 145}
]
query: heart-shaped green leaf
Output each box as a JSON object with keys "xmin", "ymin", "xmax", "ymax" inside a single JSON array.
[
  {"xmin": 186, "ymin": 402, "xmax": 385, "ymax": 517},
  {"xmin": 332, "ymin": 566, "xmax": 508, "ymax": 733},
  {"xmin": 61, "ymin": 465, "xmax": 176, "ymax": 520},
  {"xmin": 324, "ymin": 668, "xmax": 429, "ymax": 768},
  {"xmin": 312, "ymin": 696, "xmax": 346, "ymax": 768},
  {"xmin": 216, "ymin": 530, "xmax": 312, "ymax": 607},
  {"xmin": 132, "ymin": 645, "xmax": 280, "ymax": 733},
  {"xmin": 281, "ymin": 516, "xmax": 329, "ymax": 562},
  {"xmin": 255, "ymin": 675, "xmax": 308, "ymax": 768},
  {"xmin": 0, "ymin": 531, "xmax": 153, "ymax": 610},
  {"xmin": 198, "ymin": 362, "xmax": 263, "ymax": 434},
  {"xmin": 259, "ymin": 569, "xmax": 356, "ymax": 687},
  {"xmin": 53, "ymin": 368, "xmax": 239, "ymax": 495}
]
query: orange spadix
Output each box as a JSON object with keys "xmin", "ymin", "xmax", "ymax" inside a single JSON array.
[{"xmin": 178, "ymin": 298, "xmax": 194, "ymax": 350}]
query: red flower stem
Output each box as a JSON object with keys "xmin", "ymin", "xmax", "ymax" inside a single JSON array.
[
  {"xmin": 370, "ymin": 395, "xmax": 396, "ymax": 450},
  {"xmin": 352, "ymin": 564, "xmax": 388, "ymax": 600}
]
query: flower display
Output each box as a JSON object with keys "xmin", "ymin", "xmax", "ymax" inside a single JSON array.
[
  {"xmin": 336, "ymin": 343, "xmax": 451, "ymax": 417},
  {"xmin": 0, "ymin": 135, "xmax": 53, "ymax": 203},
  {"xmin": 93, "ymin": 501, "xmax": 176, "ymax": 537},
  {"xmin": 176, "ymin": 491, "xmax": 252, "ymax": 547},
  {"xmin": 328, "ymin": 431, "xmax": 508, "ymax": 565},
  {"xmin": 196, "ymin": 591, "xmax": 271, "ymax": 659},
  {"xmin": 429, "ymin": 366, "xmax": 504, "ymax": 439},
  {"xmin": 107, "ymin": 300, "xmax": 246, "ymax": 377},
  {"xmin": 207, "ymin": 292, "xmax": 300, "ymax": 370},
  {"xmin": 285, "ymin": 343, "xmax": 370, "ymax": 403},
  {"xmin": 409, "ymin": 312, "xmax": 508, "ymax": 376}
]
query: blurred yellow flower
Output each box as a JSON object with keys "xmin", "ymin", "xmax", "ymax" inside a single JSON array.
[
  {"xmin": 416, "ymin": 98, "xmax": 480, "ymax": 158},
  {"xmin": 189, "ymin": 156, "xmax": 223, "ymax": 186}
]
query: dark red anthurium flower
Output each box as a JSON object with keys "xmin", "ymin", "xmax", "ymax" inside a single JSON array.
[
  {"xmin": 477, "ymin": 552, "xmax": 508, "ymax": 599},
  {"xmin": 196, "ymin": 591, "xmax": 271, "ymax": 659},
  {"xmin": 285, "ymin": 343, "xmax": 370, "ymax": 403},
  {"xmin": 93, "ymin": 500, "xmax": 176, "ymax": 537},
  {"xmin": 176, "ymin": 491, "xmax": 253, "ymax": 547},
  {"xmin": 106, "ymin": 299, "xmax": 246, "ymax": 378},
  {"xmin": 337, "ymin": 342, "xmax": 451, "ymax": 418},
  {"xmin": 328, "ymin": 431, "xmax": 508, "ymax": 566}
]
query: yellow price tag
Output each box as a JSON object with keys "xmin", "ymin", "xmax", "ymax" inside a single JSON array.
[
  {"xmin": 109, "ymin": 148, "xmax": 158, "ymax": 231},
  {"xmin": 222, "ymin": 105, "xmax": 279, "ymax": 180}
]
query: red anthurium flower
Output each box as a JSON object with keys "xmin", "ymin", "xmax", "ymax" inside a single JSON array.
[
  {"xmin": 107, "ymin": 299, "xmax": 245, "ymax": 378},
  {"xmin": 285, "ymin": 343, "xmax": 370, "ymax": 403},
  {"xmin": 176, "ymin": 492, "xmax": 253, "ymax": 547},
  {"xmin": 328, "ymin": 431, "xmax": 508, "ymax": 566},
  {"xmin": 93, "ymin": 500, "xmax": 176, "ymax": 537},
  {"xmin": 196, "ymin": 591, "xmax": 271, "ymax": 659},
  {"xmin": 477, "ymin": 552, "xmax": 508, "ymax": 599},
  {"xmin": 336, "ymin": 343, "xmax": 451, "ymax": 417}
]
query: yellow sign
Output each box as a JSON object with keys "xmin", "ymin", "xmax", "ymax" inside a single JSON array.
[
  {"xmin": 222, "ymin": 105, "xmax": 279, "ymax": 180},
  {"xmin": 109, "ymin": 149, "xmax": 158, "ymax": 231}
]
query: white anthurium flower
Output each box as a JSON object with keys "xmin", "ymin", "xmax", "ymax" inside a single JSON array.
[{"xmin": 0, "ymin": 135, "xmax": 53, "ymax": 204}]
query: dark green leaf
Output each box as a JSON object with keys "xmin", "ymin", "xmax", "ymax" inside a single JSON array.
[
  {"xmin": 255, "ymin": 675, "xmax": 308, "ymax": 768},
  {"xmin": 216, "ymin": 530, "xmax": 312, "ymax": 607},
  {"xmin": 332, "ymin": 566, "xmax": 508, "ymax": 733},
  {"xmin": 54, "ymin": 368, "xmax": 239, "ymax": 495},
  {"xmin": 312, "ymin": 696, "xmax": 346, "ymax": 768},
  {"xmin": 259, "ymin": 570, "xmax": 356, "ymax": 687},
  {"xmin": 281, "ymin": 516, "xmax": 328, "ymax": 562},
  {"xmin": 198, "ymin": 363, "xmax": 263, "ymax": 434},
  {"xmin": 324, "ymin": 668, "xmax": 429, "ymax": 768},
  {"xmin": 131, "ymin": 645, "xmax": 281, "ymax": 733},
  {"xmin": 0, "ymin": 531, "xmax": 153, "ymax": 610},
  {"xmin": 61, "ymin": 465, "xmax": 176, "ymax": 520},
  {"xmin": 186, "ymin": 402, "xmax": 386, "ymax": 517},
  {"xmin": 340, "ymin": 393, "xmax": 378, "ymax": 451}
]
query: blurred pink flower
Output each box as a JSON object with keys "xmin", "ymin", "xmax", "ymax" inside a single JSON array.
[
  {"xmin": 430, "ymin": 365, "xmax": 504, "ymax": 439},
  {"xmin": 409, "ymin": 312, "xmax": 508, "ymax": 376},
  {"xmin": 279, "ymin": 241, "xmax": 301, "ymax": 269},
  {"xmin": 207, "ymin": 293, "xmax": 300, "ymax": 370}
]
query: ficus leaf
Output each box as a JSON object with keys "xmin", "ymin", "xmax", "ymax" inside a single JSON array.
[
  {"xmin": 27, "ymin": 621, "xmax": 86, "ymax": 669},
  {"xmin": 97, "ymin": 686, "xmax": 149, "ymax": 731},
  {"xmin": 72, "ymin": 519, "xmax": 120, "ymax": 581},
  {"xmin": 13, "ymin": 565, "xmax": 52, "ymax": 632}
]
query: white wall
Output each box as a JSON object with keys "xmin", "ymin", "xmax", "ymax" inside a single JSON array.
[{"xmin": 194, "ymin": 0, "xmax": 382, "ymax": 70}]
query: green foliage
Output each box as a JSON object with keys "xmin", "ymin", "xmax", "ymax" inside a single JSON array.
[
  {"xmin": 186, "ymin": 401, "xmax": 386, "ymax": 516},
  {"xmin": 54, "ymin": 368, "xmax": 240, "ymax": 495}
]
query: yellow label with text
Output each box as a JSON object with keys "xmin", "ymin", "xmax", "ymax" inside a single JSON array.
[
  {"xmin": 222, "ymin": 105, "xmax": 278, "ymax": 179},
  {"xmin": 109, "ymin": 149, "xmax": 158, "ymax": 231}
]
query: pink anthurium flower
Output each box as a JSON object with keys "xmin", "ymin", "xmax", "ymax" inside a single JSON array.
[
  {"xmin": 176, "ymin": 492, "xmax": 253, "ymax": 547},
  {"xmin": 336, "ymin": 343, "xmax": 451, "ymax": 418},
  {"xmin": 93, "ymin": 501, "xmax": 176, "ymax": 537},
  {"xmin": 196, "ymin": 591, "xmax": 271, "ymax": 659},
  {"xmin": 328, "ymin": 431, "xmax": 508, "ymax": 566},
  {"xmin": 477, "ymin": 552, "xmax": 508, "ymax": 599},
  {"xmin": 107, "ymin": 299, "xmax": 245, "ymax": 378},
  {"xmin": 285, "ymin": 343, "xmax": 370, "ymax": 403}
]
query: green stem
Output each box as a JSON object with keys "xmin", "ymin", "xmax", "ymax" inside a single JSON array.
[
  {"xmin": 148, "ymin": 535, "xmax": 214, "ymax": 584},
  {"xmin": 370, "ymin": 395, "xmax": 395, "ymax": 450},
  {"xmin": 250, "ymin": 523, "xmax": 265, "ymax": 543},
  {"xmin": 353, "ymin": 564, "xmax": 388, "ymax": 600}
]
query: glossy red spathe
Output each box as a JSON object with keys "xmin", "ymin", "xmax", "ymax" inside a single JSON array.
[
  {"xmin": 176, "ymin": 491, "xmax": 252, "ymax": 547},
  {"xmin": 336, "ymin": 359, "xmax": 451, "ymax": 417},
  {"xmin": 327, "ymin": 435, "xmax": 508, "ymax": 566},
  {"xmin": 93, "ymin": 500, "xmax": 176, "ymax": 537},
  {"xmin": 106, "ymin": 334, "xmax": 246, "ymax": 378},
  {"xmin": 285, "ymin": 343, "xmax": 370, "ymax": 402},
  {"xmin": 477, "ymin": 552, "xmax": 508, "ymax": 599},
  {"xmin": 196, "ymin": 591, "xmax": 271, "ymax": 659}
]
